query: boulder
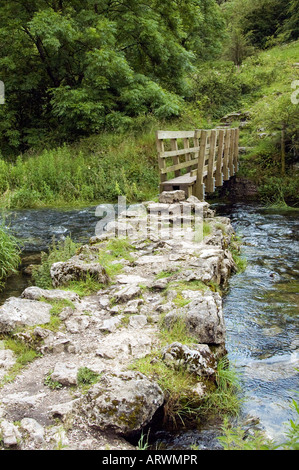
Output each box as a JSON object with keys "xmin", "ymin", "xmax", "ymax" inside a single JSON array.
[
  {"xmin": 20, "ymin": 418, "xmax": 45, "ymax": 445},
  {"xmin": 0, "ymin": 419, "xmax": 21, "ymax": 447},
  {"xmin": 50, "ymin": 362, "xmax": 79, "ymax": 386},
  {"xmin": 80, "ymin": 371, "xmax": 164, "ymax": 435},
  {"xmin": 0, "ymin": 349, "xmax": 16, "ymax": 380},
  {"xmin": 50, "ymin": 256, "xmax": 109, "ymax": 287},
  {"xmin": 159, "ymin": 190, "xmax": 186, "ymax": 204},
  {"xmin": 114, "ymin": 285, "xmax": 142, "ymax": 303},
  {"xmin": 0, "ymin": 297, "xmax": 52, "ymax": 333},
  {"xmin": 186, "ymin": 247, "xmax": 236, "ymax": 285},
  {"xmin": 21, "ymin": 286, "xmax": 80, "ymax": 303},
  {"xmin": 162, "ymin": 342, "xmax": 216, "ymax": 378},
  {"xmin": 164, "ymin": 290, "xmax": 226, "ymax": 345}
]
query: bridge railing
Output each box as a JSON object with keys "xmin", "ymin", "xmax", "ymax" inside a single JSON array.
[{"xmin": 156, "ymin": 127, "xmax": 240, "ymax": 200}]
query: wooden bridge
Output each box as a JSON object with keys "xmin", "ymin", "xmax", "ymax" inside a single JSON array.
[{"xmin": 156, "ymin": 127, "xmax": 240, "ymax": 200}]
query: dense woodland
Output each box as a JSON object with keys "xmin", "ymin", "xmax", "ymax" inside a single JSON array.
[{"xmin": 0, "ymin": 0, "xmax": 298, "ymax": 207}]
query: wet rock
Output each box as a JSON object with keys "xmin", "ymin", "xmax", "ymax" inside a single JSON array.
[
  {"xmin": 21, "ymin": 286, "xmax": 80, "ymax": 303},
  {"xmin": 0, "ymin": 297, "xmax": 52, "ymax": 333},
  {"xmin": 50, "ymin": 256, "xmax": 109, "ymax": 288},
  {"xmin": 79, "ymin": 371, "xmax": 164, "ymax": 435},
  {"xmin": 162, "ymin": 342, "xmax": 217, "ymax": 378}
]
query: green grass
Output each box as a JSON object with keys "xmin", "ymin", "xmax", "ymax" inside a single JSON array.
[
  {"xmin": 97, "ymin": 237, "xmax": 135, "ymax": 279},
  {"xmin": 0, "ymin": 224, "xmax": 21, "ymax": 289},
  {"xmin": 130, "ymin": 316, "xmax": 241, "ymax": 429},
  {"xmin": 0, "ymin": 337, "xmax": 39, "ymax": 386},
  {"xmin": 229, "ymin": 234, "xmax": 247, "ymax": 274},
  {"xmin": 77, "ymin": 367, "xmax": 101, "ymax": 391}
]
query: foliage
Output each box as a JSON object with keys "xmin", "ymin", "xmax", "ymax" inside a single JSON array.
[
  {"xmin": 77, "ymin": 367, "xmax": 100, "ymax": 390},
  {"xmin": 44, "ymin": 370, "xmax": 63, "ymax": 390},
  {"xmin": 0, "ymin": 224, "xmax": 21, "ymax": 289},
  {"xmin": 0, "ymin": 0, "xmax": 225, "ymax": 152},
  {"xmin": 0, "ymin": 129, "xmax": 160, "ymax": 208}
]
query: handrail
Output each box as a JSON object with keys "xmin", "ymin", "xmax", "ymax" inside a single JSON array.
[{"xmin": 156, "ymin": 127, "xmax": 240, "ymax": 199}]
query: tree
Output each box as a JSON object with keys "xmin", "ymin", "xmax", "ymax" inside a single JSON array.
[{"xmin": 0, "ymin": 0, "xmax": 225, "ymax": 152}]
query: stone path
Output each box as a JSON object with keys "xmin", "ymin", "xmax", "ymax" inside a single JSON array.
[{"xmin": 0, "ymin": 193, "xmax": 237, "ymax": 450}]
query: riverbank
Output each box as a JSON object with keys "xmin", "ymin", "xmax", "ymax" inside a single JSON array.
[{"xmin": 0, "ymin": 192, "xmax": 242, "ymax": 450}]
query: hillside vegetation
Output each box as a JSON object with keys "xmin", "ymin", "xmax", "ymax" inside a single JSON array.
[{"xmin": 0, "ymin": 0, "xmax": 298, "ymax": 208}]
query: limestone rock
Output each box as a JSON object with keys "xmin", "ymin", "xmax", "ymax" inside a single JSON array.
[
  {"xmin": 99, "ymin": 315, "xmax": 124, "ymax": 333},
  {"xmin": 0, "ymin": 349, "xmax": 16, "ymax": 379},
  {"xmin": 20, "ymin": 418, "xmax": 45, "ymax": 445},
  {"xmin": 0, "ymin": 297, "xmax": 52, "ymax": 333},
  {"xmin": 51, "ymin": 362, "xmax": 79, "ymax": 386},
  {"xmin": 96, "ymin": 329, "xmax": 154, "ymax": 361},
  {"xmin": 164, "ymin": 290, "xmax": 226, "ymax": 345},
  {"xmin": 129, "ymin": 315, "xmax": 147, "ymax": 329},
  {"xmin": 50, "ymin": 256, "xmax": 109, "ymax": 288},
  {"xmin": 21, "ymin": 286, "xmax": 80, "ymax": 303},
  {"xmin": 0, "ymin": 419, "xmax": 21, "ymax": 447},
  {"xmin": 80, "ymin": 370, "xmax": 164, "ymax": 435},
  {"xmin": 114, "ymin": 285, "xmax": 141, "ymax": 303},
  {"xmin": 162, "ymin": 342, "xmax": 216, "ymax": 378},
  {"xmin": 49, "ymin": 399, "xmax": 80, "ymax": 423},
  {"xmin": 34, "ymin": 329, "xmax": 77, "ymax": 354},
  {"xmin": 159, "ymin": 190, "xmax": 186, "ymax": 204}
]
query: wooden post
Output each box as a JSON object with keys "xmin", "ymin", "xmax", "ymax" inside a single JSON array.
[
  {"xmin": 170, "ymin": 138, "xmax": 180, "ymax": 177},
  {"xmin": 233, "ymin": 128, "xmax": 240, "ymax": 171},
  {"xmin": 194, "ymin": 129, "xmax": 207, "ymax": 200},
  {"xmin": 215, "ymin": 129, "xmax": 224, "ymax": 187},
  {"xmin": 206, "ymin": 130, "xmax": 217, "ymax": 193},
  {"xmin": 183, "ymin": 137, "xmax": 191, "ymax": 173},
  {"xmin": 156, "ymin": 131, "xmax": 167, "ymax": 193},
  {"xmin": 222, "ymin": 129, "xmax": 231, "ymax": 181},
  {"xmin": 229, "ymin": 129, "xmax": 235, "ymax": 176}
]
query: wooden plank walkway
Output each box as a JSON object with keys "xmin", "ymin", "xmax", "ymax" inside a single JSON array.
[{"xmin": 156, "ymin": 128, "xmax": 240, "ymax": 200}]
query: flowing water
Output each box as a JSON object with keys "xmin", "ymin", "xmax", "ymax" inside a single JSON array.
[{"xmin": 1, "ymin": 202, "xmax": 298, "ymax": 448}]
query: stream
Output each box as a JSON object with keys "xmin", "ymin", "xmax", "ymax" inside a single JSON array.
[{"xmin": 1, "ymin": 202, "xmax": 298, "ymax": 449}]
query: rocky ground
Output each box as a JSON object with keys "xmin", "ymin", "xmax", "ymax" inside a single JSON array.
[{"xmin": 0, "ymin": 191, "xmax": 238, "ymax": 450}]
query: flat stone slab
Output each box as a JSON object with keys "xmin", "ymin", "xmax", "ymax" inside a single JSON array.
[
  {"xmin": 134, "ymin": 255, "xmax": 169, "ymax": 265},
  {"xmin": 21, "ymin": 286, "xmax": 80, "ymax": 303},
  {"xmin": 0, "ymin": 297, "xmax": 52, "ymax": 333}
]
